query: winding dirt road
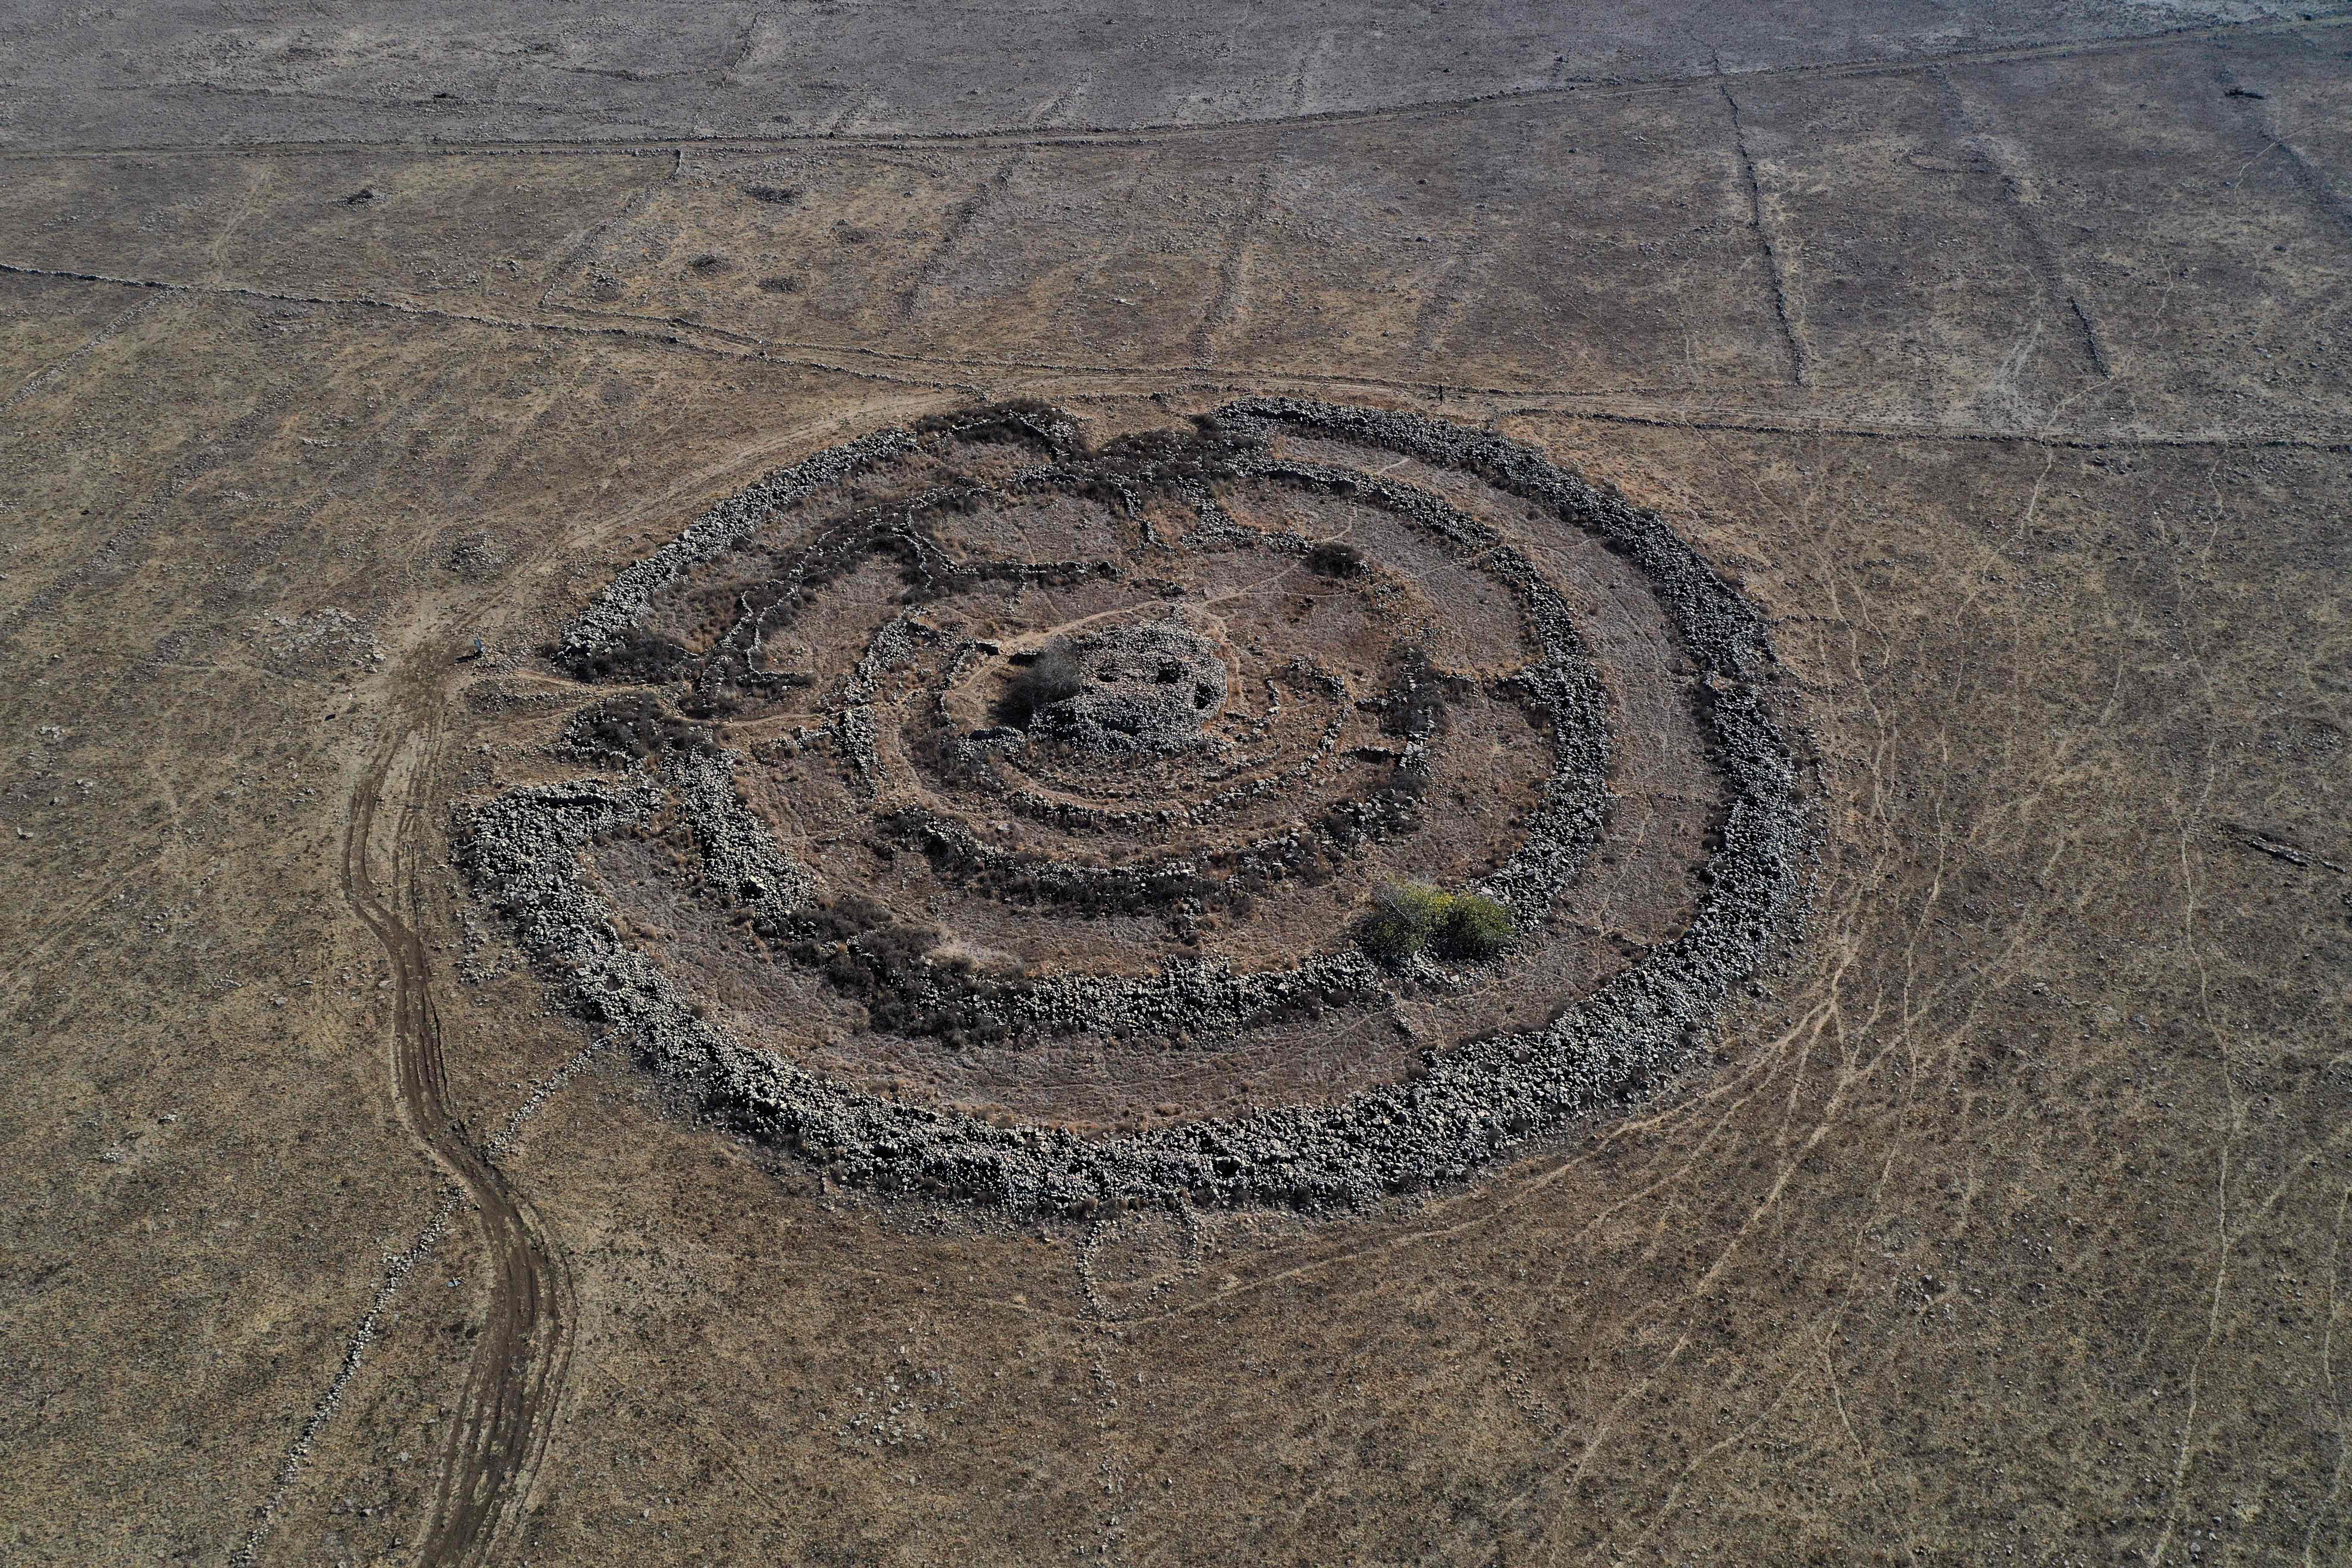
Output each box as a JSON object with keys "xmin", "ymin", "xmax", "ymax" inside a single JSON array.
[{"xmin": 341, "ymin": 692, "xmax": 575, "ymax": 1568}]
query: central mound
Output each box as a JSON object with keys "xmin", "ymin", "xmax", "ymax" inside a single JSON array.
[
  {"xmin": 457, "ymin": 398, "xmax": 1806, "ymax": 1214},
  {"xmin": 1019, "ymin": 619, "xmax": 1229, "ymax": 754}
]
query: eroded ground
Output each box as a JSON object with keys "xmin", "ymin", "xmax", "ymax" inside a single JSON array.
[{"xmin": 4, "ymin": 6, "xmax": 2351, "ymax": 1565}]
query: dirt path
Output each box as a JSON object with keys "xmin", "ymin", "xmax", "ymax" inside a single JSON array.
[{"xmin": 340, "ymin": 695, "xmax": 575, "ymax": 1568}]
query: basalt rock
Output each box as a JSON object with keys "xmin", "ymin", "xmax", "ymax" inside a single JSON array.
[{"xmin": 456, "ymin": 398, "xmax": 1811, "ymax": 1216}]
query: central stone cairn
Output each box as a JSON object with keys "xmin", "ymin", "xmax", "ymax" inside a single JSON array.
[
  {"xmin": 1019, "ymin": 619, "xmax": 1229, "ymax": 754},
  {"xmin": 457, "ymin": 399, "xmax": 1808, "ymax": 1216}
]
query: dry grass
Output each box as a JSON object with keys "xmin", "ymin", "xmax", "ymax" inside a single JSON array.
[{"xmin": 3, "ymin": 9, "xmax": 2350, "ymax": 1566}]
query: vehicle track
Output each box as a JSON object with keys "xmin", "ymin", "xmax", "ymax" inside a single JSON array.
[
  {"xmin": 341, "ymin": 694, "xmax": 575, "ymax": 1568},
  {"xmin": 10, "ymin": 260, "xmax": 2349, "ymax": 454},
  {"xmin": 5, "ymin": 11, "xmax": 2345, "ymax": 165}
]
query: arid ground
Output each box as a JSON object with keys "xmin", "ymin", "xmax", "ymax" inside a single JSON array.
[{"xmin": 5, "ymin": 4, "xmax": 2352, "ymax": 1565}]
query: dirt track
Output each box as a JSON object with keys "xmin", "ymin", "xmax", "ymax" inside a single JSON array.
[
  {"xmin": 336, "ymin": 689, "xmax": 573, "ymax": 1565},
  {"xmin": 5, "ymin": 5, "xmax": 2351, "ymax": 1563}
]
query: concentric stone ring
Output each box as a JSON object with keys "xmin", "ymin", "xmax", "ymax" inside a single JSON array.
[{"xmin": 455, "ymin": 398, "xmax": 1808, "ymax": 1213}]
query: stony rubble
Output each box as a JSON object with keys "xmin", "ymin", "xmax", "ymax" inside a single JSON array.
[
  {"xmin": 456, "ymin": 399, "xmax": 1809, "ymax": 1215},
  {"xmin": 1024, "ymin": 620, "xmax": 1230, "ymax": 755}
]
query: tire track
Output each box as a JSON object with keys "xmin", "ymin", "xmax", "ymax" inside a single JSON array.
[
  {"xmin": 334, "ymin": 698, "xmax": 575, "ymax": 1567},
  {"xmin": 227, "ymin": 341, "xmax": 863, "ymax": 1568},
  {"xmin": 15, "ymin": 258, "xmax": 2343, "ymax": 451},
  {"xmin": 6, "ymin": 12, "xmax": 2345, "ymax": 164}
]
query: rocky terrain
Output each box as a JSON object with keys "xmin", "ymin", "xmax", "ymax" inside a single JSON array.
[{"xmin": 452, "ymin": 398, "xmax": 1807, "ymax": 1212}]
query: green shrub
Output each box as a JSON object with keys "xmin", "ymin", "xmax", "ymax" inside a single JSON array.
[
  {"xmin": 1433, "ymin": 893, "xmax": 1515, "ymax": 960},
  {"xmin": 1356, "ymin": 882, "xmax": 1513, "ymax": 965},
  {"xmin": 1357, "ymin": 881, "xmax": 1450, "ymax": 963}
]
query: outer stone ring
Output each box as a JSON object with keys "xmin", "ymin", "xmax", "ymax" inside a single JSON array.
[{"xmin": 454, "ymin": 398, "xmax": 1808, "ymax": 1214}]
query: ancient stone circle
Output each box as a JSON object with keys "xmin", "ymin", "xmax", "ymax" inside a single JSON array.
[{"xmin": 454, "ymin": 398, "xmax": 1808, "ymax": 1214}]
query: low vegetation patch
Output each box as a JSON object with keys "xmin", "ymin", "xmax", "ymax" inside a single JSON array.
[
  {"xmin": 1378, "ymin": 646, "xmax": 1466, "ymax": 740},
  {"xmin": 1306, "ymin": 540, "xmax": 1363, "ymax": 578},
  {"xmin": 1356, "ymin": 881, "xmax": 1516, "ymax": 965},
  {"xmin": 996, "ymin": 643, "xmax": 1088, "ymax": 727}
]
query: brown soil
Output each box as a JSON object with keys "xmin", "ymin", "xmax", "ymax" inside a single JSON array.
[{"xmin": 5, "ymin": 8, "xmax": 2350, "ymax": 1567}]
